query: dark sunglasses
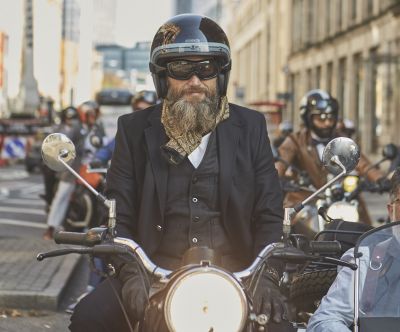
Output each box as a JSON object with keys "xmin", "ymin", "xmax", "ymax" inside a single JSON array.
[
  {"xmin": 165, "ymin": 59, "xmax": 221, "ymax": 80},
  {"xmin": 311, "ymin": 113, "xmax": 336, "ymax": 122}
]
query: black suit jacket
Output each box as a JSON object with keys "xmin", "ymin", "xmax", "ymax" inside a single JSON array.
[{"xmin": 106, "ymin": 103, "xmax": 283, "ymax": 263}]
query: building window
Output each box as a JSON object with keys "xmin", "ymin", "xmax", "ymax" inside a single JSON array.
[
  {"xmin": 326, "ymin": 62, "xmax": 333, "ymax": 92},
  {"xmin": 338, "ymin": 58, "xmax": 347, "ymax": 118},
  {"xmin": 337, "ymin": 0, "xmax": 343, "ymax": 31},
  {"xmin": 353, "ymin": 53, "xmax": 363, "ymax": 143},
  {"xmin": 367, "ymin": 0, "xmax": 374, "ymax": 17},
  {"xmin": 351, "ymin": 0, "xmax": 357, "ymax": 23},
  {"xmin": 325, "ymin": 0, "xmax": 331, "ymax": 36},
  {"xmin": 307, "ymin": 68, "xmax": 313, "ymax": 90},
  {"xmin": 316, "ymin": 65, "xmax": 321, "ymax": 87}
]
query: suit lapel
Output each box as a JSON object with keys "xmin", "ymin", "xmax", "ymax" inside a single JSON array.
[
  {"xmin": 217, "ymin": 110, "xmax": 241, "ymax": 214},
  {"xmin": 144, "ymin": 108, "xmax": 168, "ymax": 219}
]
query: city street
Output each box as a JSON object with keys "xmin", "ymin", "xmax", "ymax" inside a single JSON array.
[{"xmin": 0, "ymin": 164, "xmax": 89, "ymax": 331}]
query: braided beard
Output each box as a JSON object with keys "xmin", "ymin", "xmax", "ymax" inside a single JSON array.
[
  {"xmin": 164, "ymin": 84, "xmax": 220, "ymax": 136},
  {"xmin": 161, "ymin": 83, "xmax": 229, "ymax": 165}
]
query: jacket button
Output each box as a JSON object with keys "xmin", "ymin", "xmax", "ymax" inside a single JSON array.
[
  {"xmin": 193, "ymin": 216, "xmax": 200, "ymax": 222},
  {"xmin": 156, "ymin": 225, "xmax": 162, "ymax": 231},
  {"xmin": 192, "ymin": 197, "xmax": 198, "ymax": 203},
  {"xmin": 192, "ymin": 237, "xmax": 198, "ymax": 243}
]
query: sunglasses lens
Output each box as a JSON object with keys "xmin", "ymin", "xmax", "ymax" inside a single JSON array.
[
  {"xmin": 167, "ymin": 61, "xmax": 193, "ymax": 80},
  {"xmin": 166, "ymin": 60, "xmax": 219, "ymax": 80},
  {"xmin": 196, "ymin": 61, "xmax": 219, "ymax": 79}
]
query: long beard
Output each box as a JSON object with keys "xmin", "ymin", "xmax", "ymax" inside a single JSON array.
[{"xmin": 164, "ymin": 85, "xmax": 220, "ymax": 135}]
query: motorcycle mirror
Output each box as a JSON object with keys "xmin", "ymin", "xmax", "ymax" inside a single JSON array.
[
  {"xmin": 322, "ymin": 137, "xmax": 360, "ymax": 175},
  {"xmin": 382, "ymin": 143, "xmax": 398, "ymax": 160},
  {"xmin": 41, "ymin": 133, "xmax": 76, "ymax": 172}
]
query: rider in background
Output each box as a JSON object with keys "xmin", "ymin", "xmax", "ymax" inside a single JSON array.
[
  {"xmin": 42, "ymin": 106, "xmax": 85, "ymax": 240},
  {"xmin": 273, "ymin": 120, "xmax": 294, "ymax": 149},
  {"xmin": 78, "ymin": 101, "xmax": 106, "ymax": 164},
  {"xmin": 275, "ymin": 89, "xmax": 385, "ymax": 225},
  {"xmin": 306, "ymin": 167, "xmax": 400, "ymax": 332},
  {"xmin": 89, "ymin": 90, "xmax": 159, "ymax": 168}
]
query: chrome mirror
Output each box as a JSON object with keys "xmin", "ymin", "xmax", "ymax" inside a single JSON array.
[
  {"xmin": 322, "ymin": 137, "xmax": 360, "ymax": 175},
  {"xmin": 41, "ymin": 133, "xmax": 76, "ymax": 171}
]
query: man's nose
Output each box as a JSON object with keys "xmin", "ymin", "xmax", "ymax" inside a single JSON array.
[{"xmin": 187, "ymin": 74, "xmax": 202, "ymax": 85}]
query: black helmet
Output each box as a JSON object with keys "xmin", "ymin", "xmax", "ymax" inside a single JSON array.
[
  {"xmin": 149, "ymin": 14, "xmax": 231, "ymax": 98},
  {"xmin": 61, "ymin": 106, "xmax": 79, "ymax": 122},
  {"xmin": 131, "ymin": 90, "xmax": 159, "ymax": 108},
  {"xmin": 299, "ymin": 89, "xmax": 339, "ymax": 138}
]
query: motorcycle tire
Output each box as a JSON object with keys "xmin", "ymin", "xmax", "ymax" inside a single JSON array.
[
  {"xmin": 290, "ymin": 268, "xmax": 337, "ymax": 319},
  {"xmin": 64, "ymin": 190, "xmax": 94, "ymax": 232}
]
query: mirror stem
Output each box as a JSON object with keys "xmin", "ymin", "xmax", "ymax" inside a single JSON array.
[
  {"xmin": 106, "ymin": 198, "xmax": 117, "ymax": 238},
  {"xmin": 282, "ymin": 156, "xmax": 347, "ymax": 245},
  {"xmin": 57, "ymin": 155, "xmax": 117, "ymax": 238}
]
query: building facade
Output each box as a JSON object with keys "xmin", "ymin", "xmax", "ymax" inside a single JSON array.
[
  {"xmin": 226, "ymin": 0, "xmax": 292, "ymax": 134},
  {"xmin": 288, "ymin": 0, "xmax": 400, "ymax": 154}
]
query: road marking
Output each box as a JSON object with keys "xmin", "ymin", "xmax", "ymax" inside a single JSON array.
[
  {"xmin": 0, "ymin": 206, "xmax": 46, "ymax": 215},
  {"xmin": 1, "ymin": 198, "xmax": 45, "ymax": 206},
  {"xmin": 0, "ymin": 218, "xmax": 47, "ymax": 229}
]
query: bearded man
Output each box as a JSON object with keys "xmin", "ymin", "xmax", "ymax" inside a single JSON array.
[{"xmin": 70, "ymin": 14, "xmax": 289, "ymax": 332}]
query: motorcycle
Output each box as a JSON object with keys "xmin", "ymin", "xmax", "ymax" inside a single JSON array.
[
  {"xmin": 281, "ymin": 143, "xmax": 397, "ymax": 239},
  {"xmin": 63, "ymin": 162, "xmax": 107, "ymax": 231},
  {"xmin": 37, "ymin": 133, "xmax": 362, "ymax": 331}
]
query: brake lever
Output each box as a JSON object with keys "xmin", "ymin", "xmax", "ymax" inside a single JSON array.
[
  {"xmin": 37, "ymin": 247, "xmax": 93, "ymax": 261},
  {"xmin": 37, "ymin": 244, "xmax": 129, "ymax": 261}
]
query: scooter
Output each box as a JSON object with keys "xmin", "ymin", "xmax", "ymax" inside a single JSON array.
[{"xmin": 37, "ymin": 133, "xmax": 362, "ymax": 331}]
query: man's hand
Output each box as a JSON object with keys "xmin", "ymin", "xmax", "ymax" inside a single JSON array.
[
  {"xmin": 89, "ymin": 159, "xmax": 104, "ymax": 169},
  {"xmin": 253, "ymin": 273, "xmax": 288, "ymax": 323},
  {"xmin": 377, "ymin": 176, "xmax": 391, "ymax": 193},
  {"xmin": 119, "ymin": 262, "xmax": 149, "ymax": 322}
]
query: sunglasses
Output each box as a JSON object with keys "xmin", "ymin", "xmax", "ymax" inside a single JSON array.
[
  {"xmin": 165, "ymin": 59, "xmax": 221, "ymax": 80},
  {"xmin": 311, "ymin": 113, "xmax": 336, "ymax": 122}
]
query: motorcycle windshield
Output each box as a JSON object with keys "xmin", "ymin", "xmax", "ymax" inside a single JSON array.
[{"xmin": 354, "ymin": 221, "xmax": 400, "ymax": 322}]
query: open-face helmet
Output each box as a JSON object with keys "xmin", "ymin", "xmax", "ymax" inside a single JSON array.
[{"xmin": 149, "ymin": 14, "xmax": 231, "ymax": 98}]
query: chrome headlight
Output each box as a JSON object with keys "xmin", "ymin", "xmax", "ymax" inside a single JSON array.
[
  {"xmin": 327, "ymin": 201, "xmax": 359, "ymax": 222},
  {"xmin": 164, "ymin": 267, "xmax": 247, "ymax": 332}
]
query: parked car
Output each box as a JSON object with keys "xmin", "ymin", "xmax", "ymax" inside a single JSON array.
[{"xmin": 95, "ymin": 88, "xmax": 133, "ymax": 106}]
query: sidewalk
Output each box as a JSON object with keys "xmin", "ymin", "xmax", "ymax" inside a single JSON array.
[{"xmin": 0, "ymin": 238, "xmax": 81, "ymax": 311}]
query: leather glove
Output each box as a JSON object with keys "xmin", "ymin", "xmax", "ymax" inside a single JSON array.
[
  {"xmin": 89, "ymin": 159, "xmax": 104, "ymax": 169},
  {"xmin": 252, "ymin": 272, "xmax": 288, "ymax": 323},
  {"xmin": 119, "ymin": 262, "xmax": 149, "ymax": 323},
  {"xmin": 377, "ymin": 177, "xmax": 391, "ymax": 193}
]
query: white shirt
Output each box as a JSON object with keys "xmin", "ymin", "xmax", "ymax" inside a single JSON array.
[{"xmin": 188, "ymin": 132, "xmax": 211, "ymax": 169}]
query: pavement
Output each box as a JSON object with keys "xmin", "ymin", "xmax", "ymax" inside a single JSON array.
[
  {"xmin": 0, "ymin": 164, "xmax": 88, "ymax": 331},
  {"xmin": 0, "ymin": 238, "xmax": 81, "ymax": 310}
]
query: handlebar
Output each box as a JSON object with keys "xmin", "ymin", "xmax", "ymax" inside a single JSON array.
[
  {"xmin": 40, "ymin": 230, "xmax": 350, "ymax": 280},
  {"xmin": 309, "ymin": 240, "xmax": 341, "ymax": 255},
  {"xmin": 54, "ymin": 228, "xmax": 107, "ymax": 247},
  {"xmin": 346, "ymin": 179, "xmax": 387, "ymax": 201}
]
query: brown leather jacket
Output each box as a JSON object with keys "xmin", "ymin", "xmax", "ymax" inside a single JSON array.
[{"xmin": 275, "ymin": 128, "xmax": 383, "ymax": 224}]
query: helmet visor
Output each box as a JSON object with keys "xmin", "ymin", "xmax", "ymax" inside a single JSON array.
[{"xmin": 166, "ymin": 59, "xmax": 220, "ymax": 80}]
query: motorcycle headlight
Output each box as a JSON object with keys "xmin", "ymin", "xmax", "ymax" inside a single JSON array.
[
  {"xmin": 164, "ymin": 267, "xmax": 247, "ymax": 332},
  {"xmin": 327, "ymin": 201, "xmax": 359, "ymax": 222},
  {"xmin": 343, "ymin": 175, "xmax": 359, "ymax": 193}
]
